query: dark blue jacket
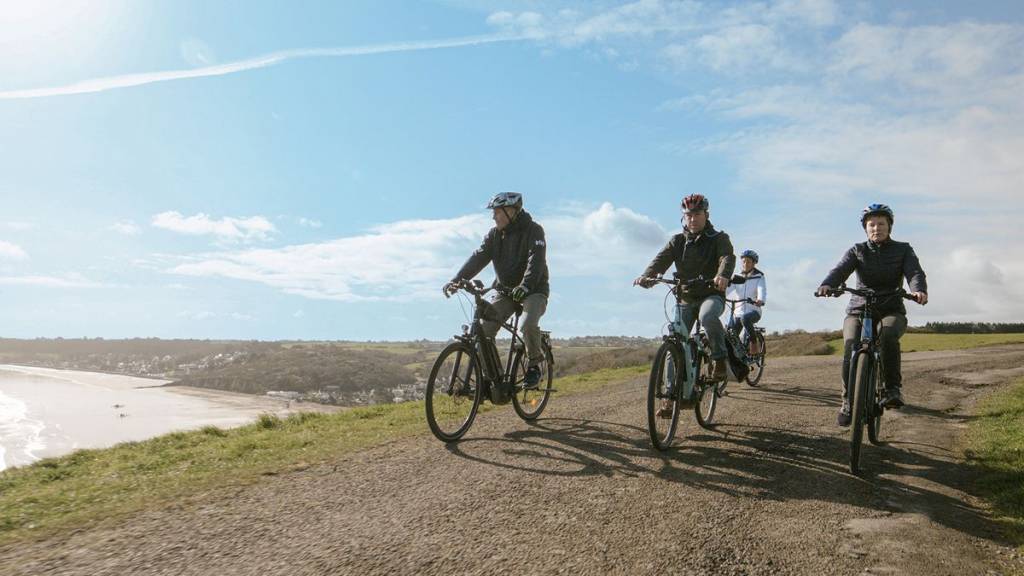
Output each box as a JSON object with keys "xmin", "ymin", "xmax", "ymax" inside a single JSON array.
[{"xmin": 821, "ymin": 239, "xmax": 927, "ymax": 316}]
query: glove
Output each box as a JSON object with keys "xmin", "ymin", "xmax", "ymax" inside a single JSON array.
[
  {"xmin": 634, "ymin": 276, "xmax": 657, "ymax": 289},
  {"xmin": 511, "ymin": 286, "xmax": 528, "ymax": 302},
  {"xmin": 511, "ymin": 285, "xmax": 529, "ymax": 302},
  {"xmin": 442, "ymin": 280, "xmax": 460, "ymax": 298}
]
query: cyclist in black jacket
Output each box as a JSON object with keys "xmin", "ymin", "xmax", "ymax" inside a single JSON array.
[
  {"xmin": 816, "ymin": 204, "xmax": 928, "ymax": 426},
  {"xmin": 443, "ymin": 192, "xmax": 549, "ymax": 386},
  {"xmin": 635, "ymin": 194, "xmax": 736, "ymax": 414}
]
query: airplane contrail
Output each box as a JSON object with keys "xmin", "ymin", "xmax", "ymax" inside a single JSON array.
[{"xmin": 0, "ymin": 34, "xmax": 522, "ymax": 100}]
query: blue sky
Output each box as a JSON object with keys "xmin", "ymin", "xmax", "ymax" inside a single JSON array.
[{"xmin": 1, "ymin": 0, "xmax": 1022, "ymax": 340}]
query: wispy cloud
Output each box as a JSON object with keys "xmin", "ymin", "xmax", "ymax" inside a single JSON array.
[
  {"xmin": 0, "ymin": 34, "xmax": 522, "ymax": 100},
  {"xmin": 3, "ymin": 222, "xmax": 34, "ymax": 231},
  {"xmin": 152, "ymin": 211, "xmax": 276, "ymax": 242},
  {"xmin": 0, "ymin": 274, "xmax": 103, "ymax": 288},
  {"xmin": 109, "ymin": 220, "xmax": 142, "ymax": 236},
  {"xmin": 0, "ymin": 241, "xmax": 28, "ymax": 261}
]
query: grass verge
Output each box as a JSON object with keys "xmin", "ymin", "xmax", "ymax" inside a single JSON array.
[
  {"xmin": 0, "ymin": 364, "xmax": 647, "ymax": 546},
  {"xmin": 966, "ymin": 378, "xmax": 1024, "ymax": 552},
  {"xmin": 829, "ymin": 333, "xmax": 1024, "ymax": 355}
]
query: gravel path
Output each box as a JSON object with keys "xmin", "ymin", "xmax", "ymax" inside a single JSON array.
[{"xmin": 3, "ymin": 345, "xmax": 1024, "ymax": 576}]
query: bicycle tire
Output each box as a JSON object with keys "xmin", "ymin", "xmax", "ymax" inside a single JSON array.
[
  {"xmin": 849, "ymin": 351, "xmax": 871, "ymax": 474},
  {"xmin": 867, "ymin": 354, "xmax": 885, "ymax": 445},
  {"xmin": 425, "ymin": 341, "xmax": 483, "ymax": 442},
  {"xmin": 648, "ymin": 340, "xmax": 684, "ymax": 451},
  {"xmin": 694, "ymin": 345, "xmax": 718, "ymax": 429},
  {"xmin": 745, "ymin": 331, "xmax": 766, "ymax": 387},
  {"xmin": 512, "ymin": 343, "xmax": 554, "ymax": 421}
]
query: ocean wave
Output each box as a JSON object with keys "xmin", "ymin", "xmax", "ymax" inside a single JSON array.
[{"xmin": 0, "ymin": 389, "xmax": 46, "ymax": 471}]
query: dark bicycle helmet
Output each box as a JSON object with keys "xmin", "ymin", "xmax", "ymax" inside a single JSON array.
[
  {"xmin": 740, "ymin": 249, "xmax": 759, "ymax": 263},
  {"xmin": 486, "ymin": 192, "xmax": 523, "ymax": 210},
  {"xmin": 861, "ymin": 203, "xmax": 894, "ymax": 227},
  {"xmin": 681, "ymin": 194, "xmax": 709, "ymax": 213}
]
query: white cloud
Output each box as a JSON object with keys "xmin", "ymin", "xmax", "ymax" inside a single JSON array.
[
  {"xmin": 164, "ymin": 204, "xmax": 667, "ymax": 302},
  {"xmin": 298, "ymin": 217, "xmax": 323, "ymax": 229},
  {"xmin": 168, "ymin": 214, "xmax": 491, "ymax": 302},
  {"xmin": 152, "ymin": 211, "xmax": 276, "ymax": 242},
  {"xmin": 109, "ymin": 220, "xmax": 142, "ymax": 236},
  {"xmin": 3, "ymin": 222, "xmax": 33, "ymax": 231},
  {"xmin": 0, "ymin": 274, "xmax": 103, "ymax": 288},
  {"xmin": 0, "ymin": 241, "xmax": 28, "ymax": 261},
  {"xmin": 0, "ymin": 34, "xmax": 522, "ymax": 100}
]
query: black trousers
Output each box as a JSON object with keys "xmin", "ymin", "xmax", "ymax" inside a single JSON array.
[{"xmin": 841, "ymin": 313, "xmax": 907, "ymax": 399}]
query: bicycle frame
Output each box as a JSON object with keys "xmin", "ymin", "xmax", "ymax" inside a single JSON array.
[{"xmin": 455, "ymin": 280, "xmax": 531, "ymax": 389}]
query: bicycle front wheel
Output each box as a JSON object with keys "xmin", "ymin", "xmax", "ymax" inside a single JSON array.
[
  {"xmin": 694, "ymin": 346, "xmax": 718, "ymax": 429},
  {"xmin": 849, "ymin": 351, "xmax": 872, "ymax": 474},
  {"xmin": 425, "ymin": 341, "xmax": 483, "ymax": 442},
  {"xmin": 512, "ymin": 344, "xmax": 553, "ymax": 421},
  {"xmin": 648, "ymin": 340, "xmax": 684, "ymax": 451},
  {"xmin": 745, "ymin": 331, "xmax": 766, "ymax": 387},
  {"xmin": 867, "ymin": 356, "xmax": 885, "ymax": 445}
]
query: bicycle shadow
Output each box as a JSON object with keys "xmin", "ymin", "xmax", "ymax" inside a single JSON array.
[{"xmin": 445, "ymin": 415, "xmax": 1016, "ymax": 548}]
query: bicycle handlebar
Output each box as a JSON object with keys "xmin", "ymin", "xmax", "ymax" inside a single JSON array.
[{"xmin": 814, "ymin": 284, "xmax": 924, "ymax": 305}]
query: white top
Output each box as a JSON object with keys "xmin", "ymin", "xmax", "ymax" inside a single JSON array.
[{"xmin": 727, "ymin": 268, "xmax": 766, "ymax": 317}]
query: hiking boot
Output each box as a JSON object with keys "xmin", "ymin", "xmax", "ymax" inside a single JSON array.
[
  {"xmin": 837, "ymin": 399, "xmax": 852, "ymax": 427},
  {"xmin": 713, "ymin": 358, "xmax": 728, "ymax": 382},
  {"xmin": 656, "ymin": 398, "xmax": 675, "ymax": 419},
  {"xmin": 882, "ymin": 387, "xmax": 905, "ymax": 409},
  {"xmin": 524, "ymin": 365, "xmax": 542, "ymax": 388}
]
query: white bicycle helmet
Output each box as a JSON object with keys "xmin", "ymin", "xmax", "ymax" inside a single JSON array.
[{"xmin": 486, "ymin": 192, "xmax": 523, "ymax": 210}]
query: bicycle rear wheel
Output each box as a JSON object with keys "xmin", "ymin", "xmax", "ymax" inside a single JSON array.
[
  {"xmin": 647, "ymin": 340, "xmax": 684, "ymax": 451},
  {"xmin": 849, "ymin": 351, "xmax": 872, "ymax": 474},
  {"xmin": 425, "ymin": 341, "xmax": 482, "ymax": 442},
  {"xmin": 694, "ymin": 346, "xmax": 718, "ymax": 429},
  {"xmin": 745, "ymin": 331, "xmax": 766, "ymax": 387},
  {"xmin": 512, "ymin": 343, "xmax": 553, "ymax": 421}
]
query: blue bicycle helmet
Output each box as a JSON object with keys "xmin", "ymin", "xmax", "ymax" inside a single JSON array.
[
  {"xmin": 740, "ymin": 249, "xmax": 759, "ymax": 263},
  {"xmin": 861, "ymin": 203, "xmax": 894, "ymax": 227}
]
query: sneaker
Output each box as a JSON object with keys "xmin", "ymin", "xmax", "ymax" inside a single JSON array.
[
  {"xmin": 524, "ymin": 365, "xmax": 542, "ymax": 388},
  {"xmin": 837, "ymin": 400, "xmax": 852, "ymax": 427},
  {"xmin": 656, "ymin": 398, "xmax": 675, "ymax": 418},
  {"xmin": 882, "ymin": 387, "xmax": 905, "ymax": 409}
]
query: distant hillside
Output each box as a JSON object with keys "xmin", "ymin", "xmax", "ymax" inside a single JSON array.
[{"xmin": 0, "ymin": 331, "xmax": 851, "ymax": 407}]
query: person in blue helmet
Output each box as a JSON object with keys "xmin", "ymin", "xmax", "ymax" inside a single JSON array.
[
  {"xmin": 444, "ymin": 192, "xmax": 550, "ymax": 387},
  {"xmin": 816, "ymin": 203, "xmax": 928, "ymax": 427},
  {"xmin": 726, "ymin": 249, "xmax": 766, "ymax": 355}
]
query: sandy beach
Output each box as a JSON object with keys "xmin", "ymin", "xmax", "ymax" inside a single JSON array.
[{"xmin": 0, "ymin": 365, "xmax": 339, "ymax": 472}]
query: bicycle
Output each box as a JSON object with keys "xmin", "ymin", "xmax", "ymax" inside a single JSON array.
[
  {"xmin": 639, "ymin": 275, "xmax": 732, "ymax": 450},
  {"xmin": 425, "ymin": 279, "xmax": 555, "ymax": 442},
  {"xmin": 724, "ymin": 297, "xmax": 767, "ymax": 387},
  {"xmin": 815, "ymin": 284, "xmax": 921, "ymax": 474}
]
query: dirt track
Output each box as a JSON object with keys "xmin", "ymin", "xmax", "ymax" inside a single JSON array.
[{"xmin": 3, "ymin": 345, "xmax": 1024, "ymax": 576}]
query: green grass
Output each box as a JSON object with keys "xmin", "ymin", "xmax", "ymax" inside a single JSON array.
[
  {"xmin": 0, "ymin": 364, "xmax": 647, "ymax": 545},
  {"xmin": 966, "ymin": 378, "xmax": 1024, "ymax": 552},
  {"xmin": 829, "ymin": 333, "xmax": 1024, "ymax": 355}
]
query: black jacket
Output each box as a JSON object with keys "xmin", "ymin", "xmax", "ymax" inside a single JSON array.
[
  {"xmin": 454, "ymin": 210, "xmax": 549, "ymax": 297},
  {"xmin": 820, "ymin": 239, "xmax": 927, "ymax": 316},
  {"xmin": 642, "ymin": 223, "xmax": 735, "ymax": 301}
]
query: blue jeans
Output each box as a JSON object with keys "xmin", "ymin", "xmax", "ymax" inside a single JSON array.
[
  {"xmin": 679, "ymin": 295, "xmax": 727, "ymax": 360},
  {"xmin": 729, "ymin": 310, "xmax": 761, "ymax": 345}
]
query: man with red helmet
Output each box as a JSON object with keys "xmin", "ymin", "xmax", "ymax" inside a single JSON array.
[
  {"xmin": 635, "ymin": 194, "xmax": 736, "ymax": 414},
  {"xmin": 816, "ymin": 203, "xmax": 928, "ymax": 426}
]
